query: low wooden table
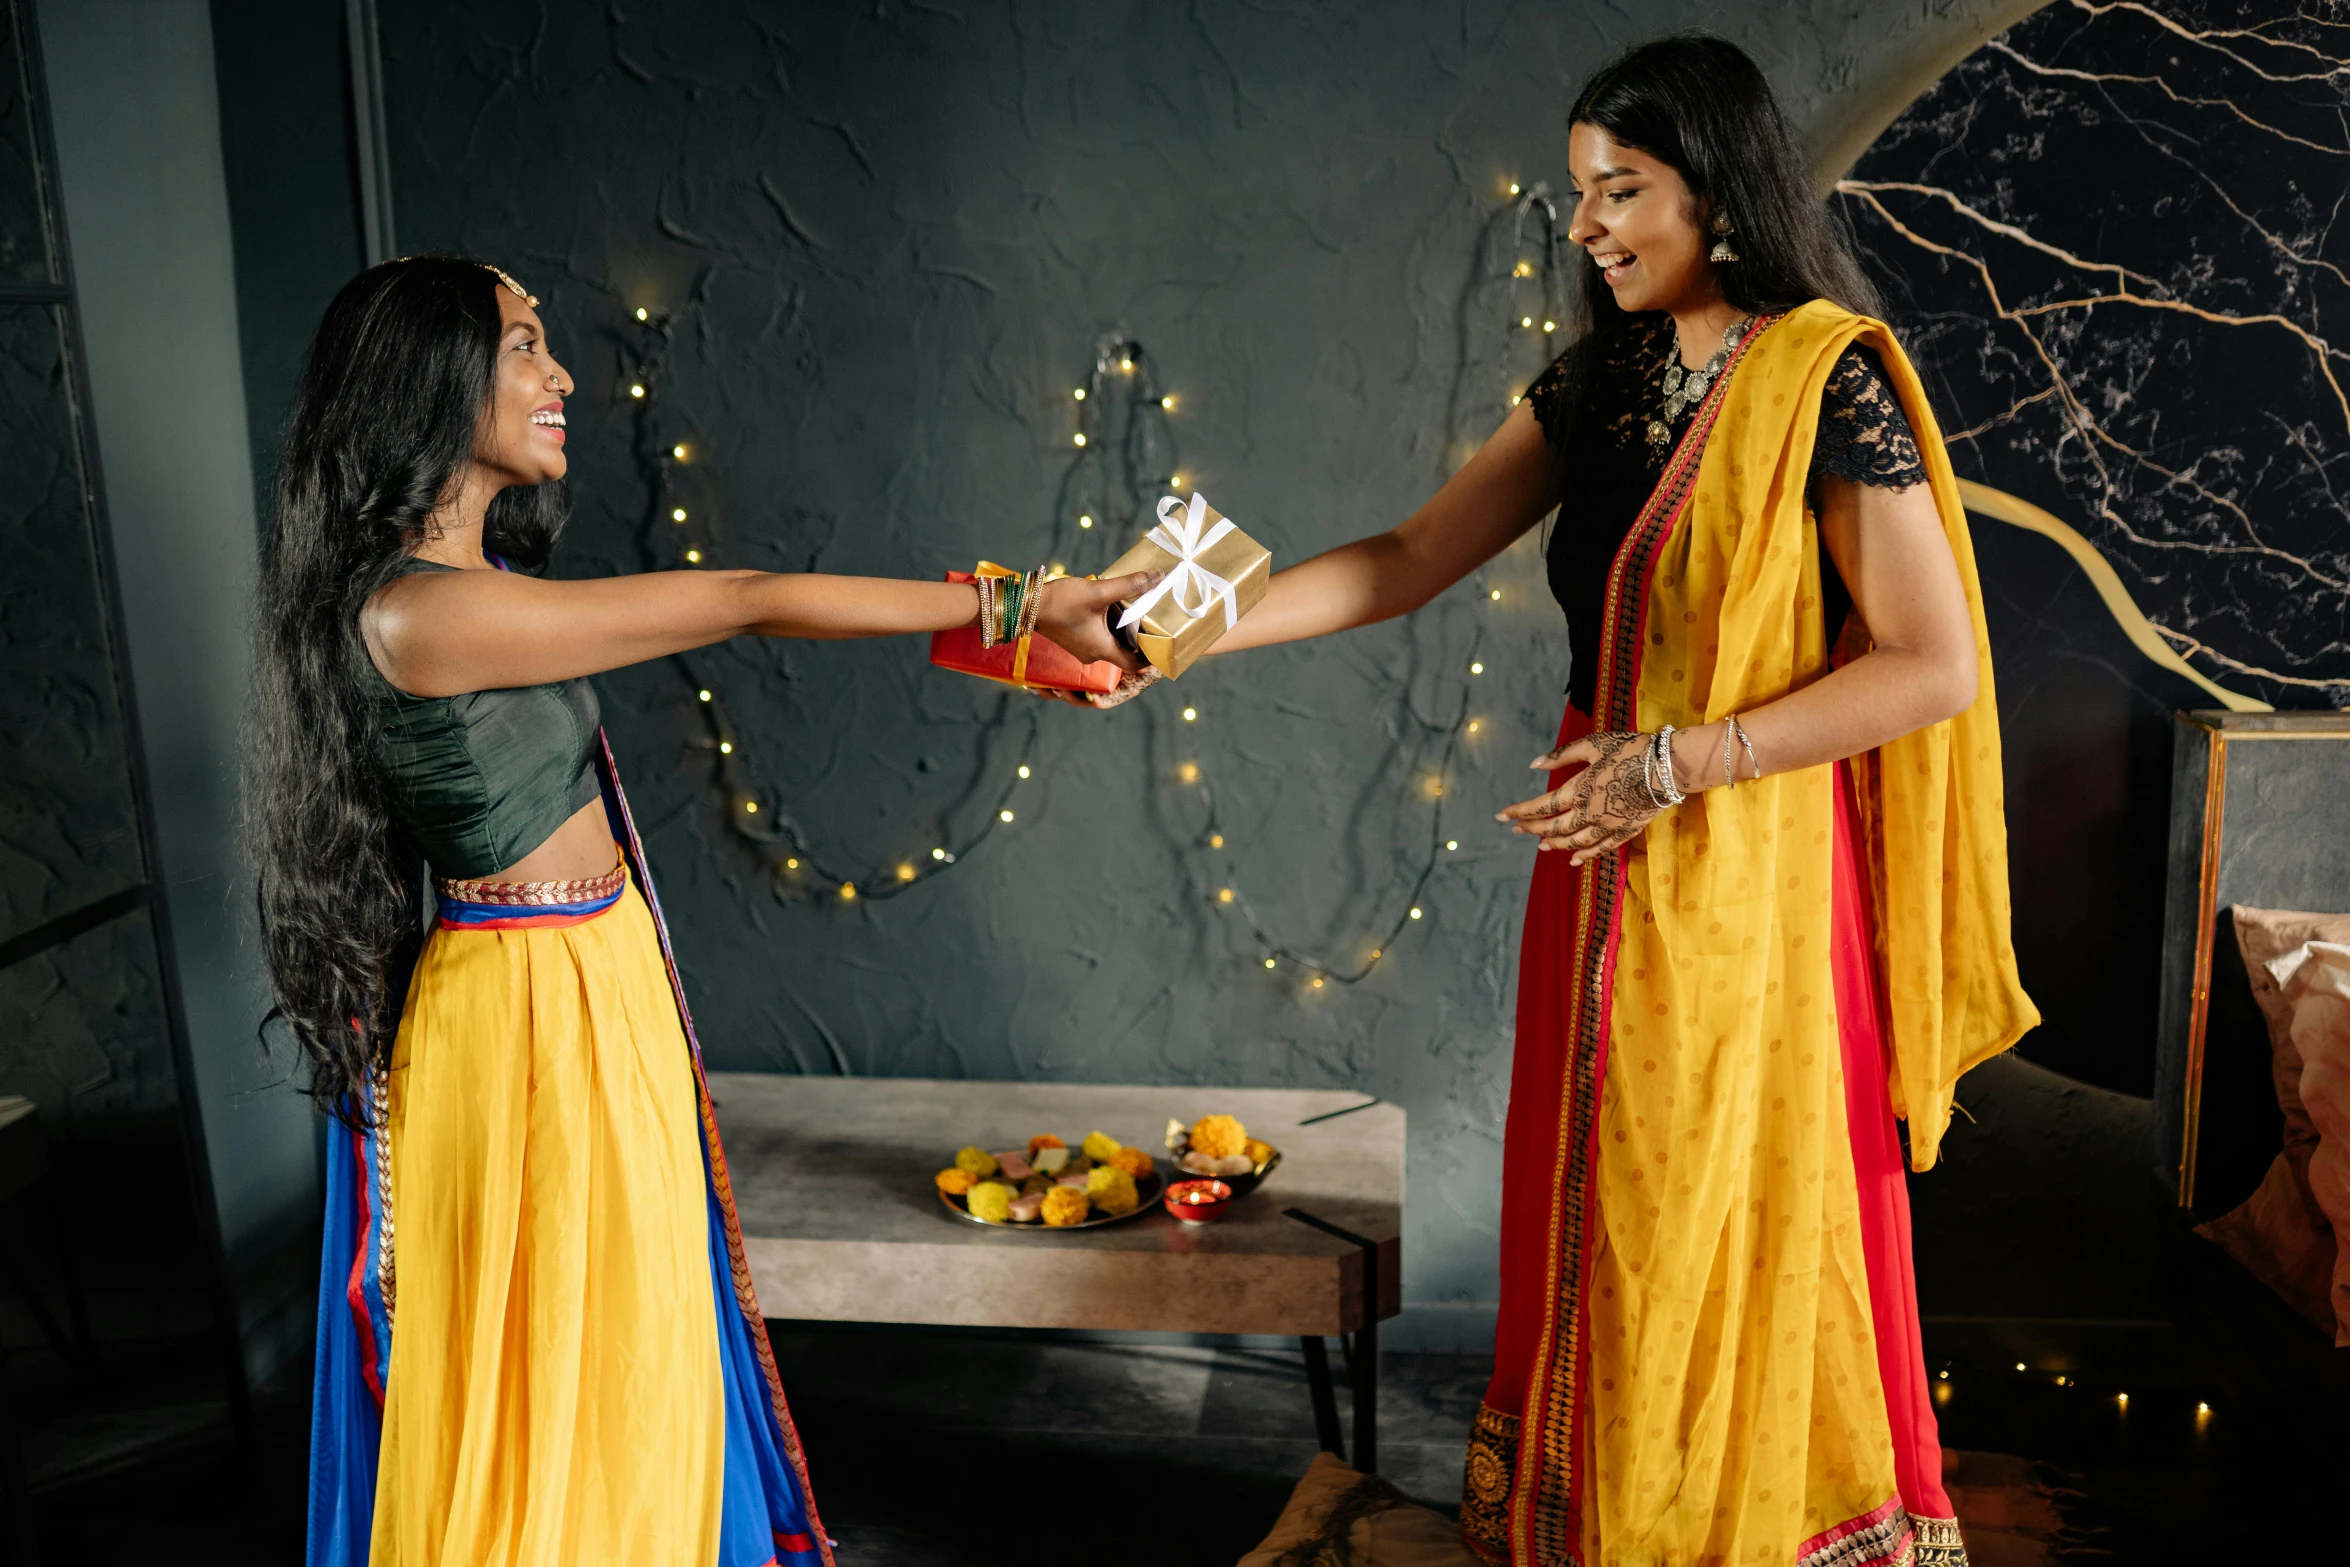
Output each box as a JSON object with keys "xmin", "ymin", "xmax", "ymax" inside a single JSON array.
[{"xmin": 709, "ymin": 1076, "xmax": 1404, "ymax": 1470}]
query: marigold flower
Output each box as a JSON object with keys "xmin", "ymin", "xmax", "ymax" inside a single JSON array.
[
  {"xmin": 1081, "ymin": 1130, "xmax": 1123, "ymax": 1163},
  {"xmin": 1086, "ymin": 1166, "xmax": 1139, "ymax": 1216},
  {"xmin": 967, "ymin": 1181, "xmax": 1015, "ymax": 1223},
  {"xmin": 935, "ymin": 1168, "xmax": 977, "ymax": 1196},
  {"xmin": 1040, "ymin": 1186, "xmax": 1092, "ymax": 1226},
  {"xmin": 1109, "ymin": 1145, "xmax": 1156, "ymax": 1179},
  {"xmin": 953, "ymin": 1146, "xmax": 998, "ymax": 1177},
  {"xmin": 1028, "ymin": 1134, "xmax": 1066, "ymax": 1158},
  {"xmin": 1190, "ymin": 1114, "xmax": 1247, "ymax": 1160}
]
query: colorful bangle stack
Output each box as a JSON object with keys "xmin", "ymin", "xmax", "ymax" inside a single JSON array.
[
  {"xmin": 1643, "ymin": 725, "xmax": 1686, "ymax": 810},
  {"xmin": 976, "ymin": 566, "xmax": 1049, "ymax": 650}
]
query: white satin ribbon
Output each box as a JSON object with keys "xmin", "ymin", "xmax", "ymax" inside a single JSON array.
[{"xmin": 1116, "ymin": 492, "xmax": 1241, "ymax": 633}]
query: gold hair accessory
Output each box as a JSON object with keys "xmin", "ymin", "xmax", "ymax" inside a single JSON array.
[{"xmin": 388, "ymin": 256, "xmax": 540, "ymax": 308}]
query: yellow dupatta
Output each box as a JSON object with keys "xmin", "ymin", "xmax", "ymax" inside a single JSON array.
[{"xmin": 1508, "ymin": 301, "xmax": 2036, "ymax": 1565}]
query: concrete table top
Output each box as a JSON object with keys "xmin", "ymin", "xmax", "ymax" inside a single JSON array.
[{"xmin": 708, "ymin": 1075, "xmax": 1403, "ymax": 1337}]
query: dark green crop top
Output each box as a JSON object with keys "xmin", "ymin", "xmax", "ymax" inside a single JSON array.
[{"xmin": 367, "ymin": 558, "xmax": 602, "ymax": 878}]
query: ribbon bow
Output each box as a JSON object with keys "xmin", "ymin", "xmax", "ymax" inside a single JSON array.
[{"xmin": 1116, "ymin": 492, "xmax": 1241, "ymax": 633}]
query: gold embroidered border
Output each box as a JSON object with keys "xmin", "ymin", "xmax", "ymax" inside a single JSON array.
[
  {"xmin": 1511, "ymin": 315, "xmax": 1776, "ymax": 1565},
  {"xmin": 432, "ymin": 863, "xmax": 626, "ymax": 906},
  {"xmin": 1460, "ymin": 1401, "xmax": 1518, "ymax": 1561},
  {"xmin": 1911, "ymin": 1514, "xmax": 1968, "ymax": 1567}
]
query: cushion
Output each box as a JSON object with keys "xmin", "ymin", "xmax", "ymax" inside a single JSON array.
[
  {"xmin": 1236, "ymin": 1452, "xmax": 1480, "ymax": 1567},
  {"xmin": 2197, "ymin": 907, "xmax": 2350, "ymax": 1343}
]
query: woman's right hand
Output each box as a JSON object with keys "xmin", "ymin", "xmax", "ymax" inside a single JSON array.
[{"xmin": 1033, "ymin": 570, "xmax": 1157, "ymax": 671}]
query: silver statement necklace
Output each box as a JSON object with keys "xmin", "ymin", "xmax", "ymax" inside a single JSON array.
[{"xmin": 1649, "ymin": 315, "xmax": 1754, "ymax": 451}]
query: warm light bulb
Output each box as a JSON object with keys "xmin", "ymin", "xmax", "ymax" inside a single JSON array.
[
  {"xmin": 839, "ymin": 882, "xmax": 856, "ymax": 900},
  {"xmin": 1467, "ymin": 720, "xmax": 1481, "ymax": 733},
  {"xmin": 1078, "ymin": 514, "xmax": 1094, "ymax": 529},
  {"xmin": 999, "ymin": 809, "xmax": 1015, "ymax": 823},
  {"xmin": 685, "ymin": 549, "xmax": 702, "ymax": 563},
  {"xmin": 1369, "ymin": 948, "xmax": 1382, "ymax": 959},
  {"xmin": 2116, "ymin": 1392, "xmax": 2128, "ymax": 1408},
  {"xmin": 630, "ymin": 384, "xmax": 646, "ymax": 398},
  {"xmin": 1217, "ymin": 888, "xmax": 1234, "ymax": 904},
  {"xmin": 1490, "ymin": 589, "xmax": 1502, "ymax": 600},
  {"xmin": 1310, "ymin": 976, "xmax": 1324, "ymax": 988},
  {"xmin": 786, "ymin": 857, "xmax": 799, "ymax": 869},
  {"xmin": 1543, "ymin": 320, "xmax": 1556, "ymax": 333},
  {"xmin": 719, "ymin": 741, "xmax": 733, "ymax": 754},
  {"xmin": 1521, "ymin": 316, "xmax": 1533, "ymax": 328},
  {"xmin": 1017, "ymin": 764, "xmax": 1031, "ymax": 779},
  {"xmin": 932, "ymin": 847, "xmax": 946, "ymax": 860},
  {"xmin": 1508, "ymin": 181, "xmax": 1521, "ymax": 196},
  {"xmin": 1074, "ymin": 388, "xmax": 1086, "ymax": 400},
  {"xmin": 1511, "ymin": 395, "xmax": 1522, "ymax": 406},
  {"xmin": 672, "ymin": 507, "xmax": 688, "ymax": 522},
  {"xmin": 1169, "ymin": 474, "xmax": 1182, "ymax": 489},
  {"xmin": 672, "ymin": 443, "xmax": 687, "ymax": 459},
  {"xmin": 897, "ymin": 862, "xmax": 917, "ymax": 882},
  {"xmin": 2196, "ymin": 1401, "xmax": 2211, "ymax": 1415},
  {"xmin": 697, "ymin": 689, "xmax": 712, "ymax": 702},
  {"xmin": 1074, "ymin": 433, "xmax": 1087, "ymax": 447},
  {"xmin": 1409, "ymin": 907, "xmax": 1424, "ymax": 920},
  {"xmin": 1161, "ymin": 395, "xmax": 1175, "ymax": 410},
  {"xmin": 2014, "ymin": 1363, "xmax": 2026, "ymax": 1372},
  {"xmin": 743, "ymin": 800, "xmax": 757, "ymax": 813},
  {"xmin": 1182, "ymin": 707, "xmax": 1197, "ymax": 721},
  {"xmin": 1208, "ymin": 833, "xmax": 1224, "ymax": 849},
  {"xmin": 1470, "ymin": 661, "xmax": 1485, "ymax": 675},
  {"xmin": 1512, "ymin": 260, "xmax": 1533, "ymax": 278},
  {"xmin": 1120, "ymin": 357, "xmax": 1132, "ymax": 372},
  {"xmin": 1049, "ymin": 562, "xmax": 1065, "ymax": 577},
  {"xmin": 635, "ymin": 307, "xmax": 649, "ymax": 321},
  {"xmin": 1263, "ymin": 957, "xmax": 1276, "ymax": 970},
  {"xmin": 1178, "ymin": 762, "xmax": 1200, "ymax": 783},
  {"xmin": 1447, "ymin": 840, "xmax": 1459, "ymax": 851}
]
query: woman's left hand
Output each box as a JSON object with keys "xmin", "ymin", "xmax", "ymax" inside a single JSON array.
[{"xmin": 1495, "ymin": 730, "xmax": 1664, "ymax": 867}]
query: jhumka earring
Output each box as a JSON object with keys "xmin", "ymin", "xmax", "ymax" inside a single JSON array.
[{"xmin": 1708, "ymin": 211, "xmax": 1740, "ymax": 264}]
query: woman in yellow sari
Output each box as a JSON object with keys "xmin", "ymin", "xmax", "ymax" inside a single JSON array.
[{"xmin": 1217, "ymin": 36, "xmax": 2036, "ymax": 1567}]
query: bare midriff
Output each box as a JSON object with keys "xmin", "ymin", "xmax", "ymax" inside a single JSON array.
[{"xmin": 481, "ymin": 798, "xmax": 622, "ymax": 883}]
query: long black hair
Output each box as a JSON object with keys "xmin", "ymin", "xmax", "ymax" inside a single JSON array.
[
  {"xmin": 1562, "ymin": 35, "xmax": 1881, "ymax": 343},
  {"xmin": 246, "ymin": 256, "xmax": 565, "ymax": 1118}
]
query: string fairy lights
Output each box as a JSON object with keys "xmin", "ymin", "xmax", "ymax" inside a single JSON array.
[{"xmin": 611, "ymin": 183, "xmax": 1564, "ymax": 977}]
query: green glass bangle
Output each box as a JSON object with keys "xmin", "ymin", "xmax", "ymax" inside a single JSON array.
[{"xmin": 1000, "ymin": 576, "xmax": 1023, "ymax": 643}]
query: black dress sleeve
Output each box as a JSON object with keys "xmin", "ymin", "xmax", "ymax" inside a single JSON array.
[
  {"xmin": 1524, "ymin": 347, "xmax": 1581, "ymax": 453},
  {"xmin": 1811, "ymin": 345, "xmax": 1926, "ymax": 492}
]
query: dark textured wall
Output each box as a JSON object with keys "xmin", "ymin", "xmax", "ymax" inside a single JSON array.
[{"xmin": 361, "ymin": 0, "xmax": 2043, "ymax": 1340}]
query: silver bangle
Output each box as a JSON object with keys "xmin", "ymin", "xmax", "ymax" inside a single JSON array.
[
  {"xmin": 1722, "ymin": 719, "xmax": 1736, "ymax": 790},
  {"xmin": 1649, "ymin": 725, "xmax": 1685, "ymax": 808},
  {"xmin": 977, "ymin": 575, "xmax": 998, "ymax": 649},
  {"xmin": 1730, "ymin": 715, "xmax": 1761, "ymax": 781}
]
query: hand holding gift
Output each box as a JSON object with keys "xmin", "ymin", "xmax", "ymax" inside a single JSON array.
[
  {"xmin": 928, "ymin": 564, "xmax": 1155, "ymax": 696},
  {"xmin": 1105, "ymin": 492, "xmax": 1272, "ymax": 678}
]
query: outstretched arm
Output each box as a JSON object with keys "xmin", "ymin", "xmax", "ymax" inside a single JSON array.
[
  {"xmin": 365, "ymin": 566, "xmax": 1152, "ymax": 698},
  {"xmin": 1212, "ymin": 402, "xmax": 1560, "ymax": 653}
]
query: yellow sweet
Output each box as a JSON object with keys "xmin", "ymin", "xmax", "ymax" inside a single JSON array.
[
  {"xmin": 966, "ymin": 1181, "xmax": 1015, "ymax": 1222},
  {"xmin": 1190, "ymin": 1114, "xmax": 1247, "ymax": 1160},
  {"xmin": 935, "ymin": 1168, "xmax": 977, "ymax": 1195},
  {"xmin": 1081, "ymin": 1130, "xmax": 1123, "ymax": 1163},
  {"xmin": 1109, "ymin": 1145, "xmax": 1155, "ymax": 1179},
  {"xmin": 1086, "ymin": 1166, "xmax": 1139, "ymax": 1216},
  {"xmin": 1040, "ymin": 1186, "xmax": 1091, "ymax": 1226},
  {"xmin": 953, "ymin": 1146, "xmax": 998, "ymax": 1177},
  {"xmin": 1243, "ymin": 1139, "xmax": 1274, "ymax": 1167}
]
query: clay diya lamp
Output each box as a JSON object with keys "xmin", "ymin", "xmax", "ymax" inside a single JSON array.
[{"xmin": 1164, "ymin": 1178, "xmax": 1234, "ymax": 1225}]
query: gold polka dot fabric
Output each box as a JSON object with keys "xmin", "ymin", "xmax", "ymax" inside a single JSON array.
[{"xmin": 1511, "ymin": 301, "xmax": 2035, "ymax": 1565}]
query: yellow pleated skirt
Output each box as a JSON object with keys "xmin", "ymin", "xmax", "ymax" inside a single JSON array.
[{"xmin": 371, "ymin": 878, "xmax": 724, "ymax": 1566}]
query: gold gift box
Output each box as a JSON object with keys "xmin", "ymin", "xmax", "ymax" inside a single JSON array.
[{"xmin": 1103, "ymin": 494, "xmax": 1271, "ymax": 679}]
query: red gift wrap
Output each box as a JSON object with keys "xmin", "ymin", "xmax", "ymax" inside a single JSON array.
[{"xmin": 927, "ymin": 567, "xmax": 1123, "ymax": 695}]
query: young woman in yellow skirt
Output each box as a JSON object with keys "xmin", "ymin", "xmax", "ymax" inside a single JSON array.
[{"xmin": 247, "ymin": 257, "xmax": 1151, "ymax": 1567}]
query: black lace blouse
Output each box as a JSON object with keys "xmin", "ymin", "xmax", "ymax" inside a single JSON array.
[{"xmin": 1526, "ymin": 314, "xmax": 1926, "ymax": 716}]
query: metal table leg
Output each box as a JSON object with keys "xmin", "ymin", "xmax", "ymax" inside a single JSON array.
[
  {"xmin": 1286, "ymin": 1206, "xmax": 1384, "ymax": 1474},
  {"xmin": 1300, "ymin": 1335, "xmax": 1345, "ymax": 1458},
  {"xmin": 1350, "ymin": 1317, "xmax": 1378, "ymax": 1476}
]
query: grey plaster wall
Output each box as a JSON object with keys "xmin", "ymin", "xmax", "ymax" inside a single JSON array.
[
  {"xmin": 371, "ymin": 0, "xmax": 2042, "ymax": 1344},
  {"xmin": 41, "ymin": 0, "xmax": 318, "ymax": 1378}
]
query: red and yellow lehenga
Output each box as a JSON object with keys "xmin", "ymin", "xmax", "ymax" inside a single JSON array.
[{"xmin": 1462, "ymin": 301, "xmax": 2038, "ymax": 1566}]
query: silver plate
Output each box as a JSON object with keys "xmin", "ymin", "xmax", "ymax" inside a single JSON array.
[{"xmin": 937, "ymin": 1164, "xmax": 1166, "ymax": 1231}]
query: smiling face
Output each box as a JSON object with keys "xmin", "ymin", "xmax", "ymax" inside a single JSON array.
[
  {"xmin": 1565, "ymin": 122, "xmax": 1718, "ymax": 320},
  {"xmin": 474, "ymin": 285, "xmax": 572, "ymax": 488}
]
